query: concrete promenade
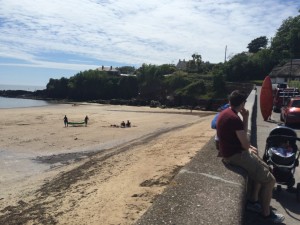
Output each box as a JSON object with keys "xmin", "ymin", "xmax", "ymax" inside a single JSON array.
[
  {"xmin": 135, "ymin": 89, "xmax": 256, "ymax": 225},
  {"xmin": 136, "ymin": 87, "xmax": 300, "ymax": 225}
]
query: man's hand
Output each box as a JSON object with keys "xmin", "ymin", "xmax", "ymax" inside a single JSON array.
[
  {"xmin": 249, "ymin": 145, "xmax": 258, "ymax": 155},
  {"xmin": 240, "ymin": 107, "xmax": 249, "ymax": 119}
]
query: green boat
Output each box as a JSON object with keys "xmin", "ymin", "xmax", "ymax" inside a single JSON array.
[{"xmin": 68, "ymin": 121, "xmax": 85, "ymax": 126}]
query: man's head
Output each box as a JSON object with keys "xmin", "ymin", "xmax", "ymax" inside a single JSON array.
[{"xmin": 229, "ymin": 90, "xmax": 247, "ymax": 107}]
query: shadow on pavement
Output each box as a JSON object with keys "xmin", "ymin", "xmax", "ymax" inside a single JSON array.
[
  {"xmin": 244, "ymin": 186, "xmax": 300, "ymax": 225},
  {"xmin": 244, "ymin": 210, "xmax": 286, "ymax": 225},
  {"xmin": 272, "ymin": 188, "xmax": 300, "ymax": 220}
]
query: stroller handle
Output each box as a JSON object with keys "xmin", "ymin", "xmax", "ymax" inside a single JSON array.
[{"xmin": 267, "ymin": 135, "xmax": 300, "ymax": 143}]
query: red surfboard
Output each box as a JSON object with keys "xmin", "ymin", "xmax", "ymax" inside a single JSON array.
[{"xmin": 260, "ymin": 76, "xmax": 273, "ymax": 121}]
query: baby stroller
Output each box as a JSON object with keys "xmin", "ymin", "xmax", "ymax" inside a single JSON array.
[{"xmin": 263, "ymin": 126, "xmax": 300, "ymax": 202}]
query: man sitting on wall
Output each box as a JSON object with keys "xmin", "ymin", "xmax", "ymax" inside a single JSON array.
[{"xmin": 217, "ymin": 90, "xmax": 285, "ymax": 224}]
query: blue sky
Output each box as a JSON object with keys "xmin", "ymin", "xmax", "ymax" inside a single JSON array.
[{"xmin": 0, "ymin": 0, "xmax": 299, "ymax": 87}]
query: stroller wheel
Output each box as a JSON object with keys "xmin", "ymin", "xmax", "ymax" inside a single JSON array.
[
  {"xmin": 297, "ymin": 183, "xmax": 300, "ymax": 203},
  {"xmin": 288, "ymin": 178, "xmax": 295, "ymax": 189}
]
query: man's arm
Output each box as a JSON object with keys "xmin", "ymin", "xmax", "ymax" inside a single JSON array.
[
  {"xmin": 240, "ymin": 107, "xmax": 249, "ymax": 133},
  {"xmin": 236, "ymin": 130, "xmax": 258, "ymax": 154},
  {"xmin": 236, "ymin": 130, "xmax": 250, "ymax": 150}
]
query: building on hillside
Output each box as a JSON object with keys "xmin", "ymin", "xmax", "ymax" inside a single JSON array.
[
  {"xmin": 96, "ymin": 65, "xmax": 120, "ymax": 76},
  {"xmin": 176, "ymin": 59, "xmax": 187, "ymax": 70},
  {"xmin": 269, "ymin": 59, "xmax": 300, "ymax": 84},
  {"xmin": 176, "ymin": 59, "xmax": 200, "ymax": 72}
]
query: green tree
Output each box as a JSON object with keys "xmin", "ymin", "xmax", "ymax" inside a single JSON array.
[
  {"xmin": 247, "ymin": 36, "xmax": 268, "ymax": 53},
  {"xmin": 136, "ymin": 64, "xmax": 164, "ymax": 100},
  {"xmin": 187, "ymin": 53, "xmax": 202, "ymax": 72},
  {"xmin": 164, "ymin": 72, "xmax": 190, "ymax": 91},
  {"xmin": 271, "ymin": 14, "xmax": 300, "ymax": 59},
  {"xmin": 224, "ymin": 53, "xmax": 251, "ymax": 81},
  {"xmin": 116, "ymin": 66, "xmax": 136, "ymax": 74},
  {"xmin": 157, "ymin": 64, "xmax": 177, "ymax": 75},
  {"xmin": 46, "ymin": 77, "xmax": 69, "ymax": 98},
  {"xmin": 249, "ymin": 49, "xmax": 278, "ymax": 79},
  {"xmin": 118, "ymin": 76, "xmax": 138, "ymax": 99},
  {"xmin": 212, "ymin": 73, "xmax": 226, "ymax": 96},
  {"xmin": 176, "ymin": 80, "xmax": 206, "ymax": 96}
]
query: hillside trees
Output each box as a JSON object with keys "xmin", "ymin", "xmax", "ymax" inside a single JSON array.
[
  {"xmin": 271, "ymin": 13, "xmax": 300, "ymax": 59},
  {"xmin": 163, "ymin": 71, "xmax": 190, "ymax": 94},
  {"xmin": 46, "ymin": 70, "xmax": 137, "ymax": 100},
  {"xmin": 222, "ymin": 12, "xmax": 300, "ymax": 81},
  {"xmin": 212, "ymin": 68, "xmax": 226, "ymax": 97},
  {"xmin": 116, "ymin": 66, "xmax": 136, "ymax": 74},
  {"xmin": 42, "ymin": 12, "xmax": 300, "ymax": 105},
  {"xmin": 67, "ymin": 70, "xmax": 120, "ymax": 100},
  {"xmin": 224, "ymin": 53, "xmax": 254, "ymax": 81},
  {"xmin": 187, "ymin": 53, "xmax": 202, "ymax": 72},
  {"xmin": 136, "ymin": 64, "xmax": 174, "ymax": 100},
  {"xmin": 118, "ymin": 76, "xmax": 138, "ymax": 99},
  {"xmin": 247, "ymin": 36, "xmax": 268, "ymax": 53},
  {"xmin": 46, "ymin": 77, "xmax": 69, "ymax": 98}
]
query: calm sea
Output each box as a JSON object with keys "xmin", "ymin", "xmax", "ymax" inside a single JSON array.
[
  {"xmin": 0, "ymin": 84, "xmax": 45, "ymax": 91},
  {"xmin": 0, "ymin": 84, "xmax": 50, "ymax": 109}
]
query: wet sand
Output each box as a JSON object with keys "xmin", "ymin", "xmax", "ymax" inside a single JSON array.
[{"xmin": 0, "ymin": 103, "xmax": 215, "ymax": 225}]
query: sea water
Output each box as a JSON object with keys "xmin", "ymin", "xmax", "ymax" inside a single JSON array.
[
  {"xmin": 0, "ymin": 84, "xmax": 49, "ymax": 109},
  {"xmin": 0, "ymin": 84, "xmax": 45, "ymax": 91}
]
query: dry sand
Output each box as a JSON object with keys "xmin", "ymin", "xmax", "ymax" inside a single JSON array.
[{"xmin": 0, "ymin": 103, "xmax": 216, "ymax": 225}]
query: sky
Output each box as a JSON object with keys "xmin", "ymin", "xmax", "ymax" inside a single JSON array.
[{"xmin": 0, "ymin": 0, "xmax": 299, "ymax": 87}]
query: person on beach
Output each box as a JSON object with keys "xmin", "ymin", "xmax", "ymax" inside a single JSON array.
[
  {"xmin": 84, "ymin": 115, "xmax": 89, "ymax": 127},
  {"xmin": 216, "ymin": 90, "xmax": 285, "ymax": 223},
  {"xmin": 64, "ymin": 115, "xmax": 68, "ymax": 127},
  {"xmin": 126, "ymin": 120, "xmax": 131, "ymax": 127},
  {"xmin": 121, "ymin": 121, "xmax": 125, "ymax": 128}
]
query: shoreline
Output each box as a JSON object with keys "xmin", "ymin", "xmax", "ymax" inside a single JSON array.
[{"xmin": 0, "ymin": 104, "xmax": 215, "ymax": 224}]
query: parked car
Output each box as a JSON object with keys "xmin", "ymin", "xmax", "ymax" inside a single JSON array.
[
  {"xmin": 280, "ymin": 97, "xmax": 300, "ymax": 126},
  {"xmin": 273, "ymin": 87, "xmax": 299, "ymax": 112},
  {"xmin": 277, "ymin": 83, "xmax": 288, "ymax": 89}
]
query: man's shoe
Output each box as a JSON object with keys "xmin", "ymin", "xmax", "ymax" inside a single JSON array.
[
  {"xmin": 262, "ymin": 210, "xmax": 285, "ymax": 223},
  {"xmin": 246, "ymin": 201, "xmax": 262, "ymax": 213}
]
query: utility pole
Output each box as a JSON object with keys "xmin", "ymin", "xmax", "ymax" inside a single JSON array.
[{"xmin": 224, "ymin": 45, "xmax": 227, "ymax": 63}]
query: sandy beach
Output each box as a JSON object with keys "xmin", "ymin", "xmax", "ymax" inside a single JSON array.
[{"xmin": 0, "ymin": 103, "xmax": 215, "ymax": 225}]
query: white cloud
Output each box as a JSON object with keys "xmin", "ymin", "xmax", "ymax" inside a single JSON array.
[{"xmin": 0, "ymin": 0, "xmax": 299, "ymax": 72}]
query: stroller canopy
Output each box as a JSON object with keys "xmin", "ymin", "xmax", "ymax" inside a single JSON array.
[{"xmin": 267, "ymin": 126, "xmax": 298, "ymax": 149}]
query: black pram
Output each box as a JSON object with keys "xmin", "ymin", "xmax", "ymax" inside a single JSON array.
[{"xmin": 263, "ymin": 126, "xmax": 300, "ymax": 201}]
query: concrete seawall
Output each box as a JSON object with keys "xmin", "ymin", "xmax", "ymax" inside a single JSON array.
[{"xmin": 136, "ymin": 89, "xmax": 257, "ymax": 225}]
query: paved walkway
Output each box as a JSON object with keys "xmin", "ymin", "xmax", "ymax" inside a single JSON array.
[{"xmin": 244, "ymin": 86, "xmax": 300, "ymax": 225}]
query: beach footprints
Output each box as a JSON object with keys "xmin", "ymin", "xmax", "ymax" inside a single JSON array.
[{"xmin": 139, "ymin": 166, "xmax": 182, "ymax": 187}]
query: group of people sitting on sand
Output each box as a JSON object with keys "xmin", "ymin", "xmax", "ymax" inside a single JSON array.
[
  {"xmin": 110, "ymin": 120, "xmax": 131, "ymax": 128},
  {"xmin": 121, "ymin": 120, "xmax": 131, "ymax": 128}
]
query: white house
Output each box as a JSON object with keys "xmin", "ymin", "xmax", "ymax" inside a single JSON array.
[
  {"xmin": 96, "ymin": 65, "xmax": 120, "ymax": 76},
  {"xmin": 269, "ymin": 59, "xmax": 300, "ymax": 84}
]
